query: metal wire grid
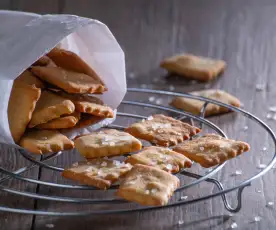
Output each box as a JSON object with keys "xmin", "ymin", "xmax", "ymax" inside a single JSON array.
[{"xmin": 0, "ymin": 88, "xmax": 275, "ymax": 216}]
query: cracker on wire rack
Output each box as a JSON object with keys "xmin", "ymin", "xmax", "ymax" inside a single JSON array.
[
  {"xmin": 74, "ymin": 129, "xmax": 142, "ymax": 159},
  {"xmin": 116, "ymin": 164, "xmax": 180, "ymax": 206},
  {"xmin": 125, "ymin": 114, "xmax": 200, "ymax": 147},
  {"xmin": 125, "ymin": 146, "xmax": 192, "ymax": 173},
  {"xmin": 171, "ymin": 89, "xmax": 241, "ymax": 117},
  {"xmin": 173, "ymin": 134, "xmax": 250, "ymax": 168},
  {"xmin": 160, "ymin": 54, "xmax": 226, "ymax": 81},
  {"xmin": 62, "ymin": 158, "xmax": 132, "ymax": 190}
]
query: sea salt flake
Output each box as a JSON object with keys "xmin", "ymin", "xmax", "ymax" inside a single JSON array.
[
  {"xmin": 199, "ymin": 146, "xmax": 205, "ymax": 151},
  {"xmin": 178, "ymin": 220, "xmax": 184, "ymax": 225},
  {"xmin": 141, "ymin": 119, "xmax": 145, "ymax": 122},
  {"xmin": 72, "ymin": 162, "xmax": 78, "ymax": 167},
  {"xmin": 147, "ymin": 116, "xmax": 153, "ymax": 120},
  {"xmin": 269, "ymin": 106, "xmax": 276, "ymax": 112},
  {"xmin": 254, "ymin": 216, "xmax": 261, "ymax": 222},
  {"xmin": 45, "ymin": 224, "xmax": 54, "ymax": 228},
  {"xmin": 101, "ymin": 162, "xmax": 107, "ymax": 167},
  {"xmin": 257, "ymin": 164, "xmax": 267, "ymax": 169},
  {"xmin": 180, "ymin": 196, "xmax": 188, "ymax": 200},
  {"xmin": 256, "ymin": 84, "xmax": 266, "ymax": 91},
  {"xmin": 85, "ymin": 167, "xmax": 94, "ymax": 172},
  {"xmin": 232, "ymin": 170, "xmax": 242, "ymax": 176},
  {"xmin": 145, "ymin": 189, "xmax": 150, "ymax": 194},
  {"xmin": 109, "ymin": 142, "xmax": 115, "ymax": 146},
  {"xmin": 151, "ymin": 188, "xmax": 158, "ymax": 194},
  {"xmin": 166, "ymin": 164, "xmax": 173, "ymax": 171},
  {"xmin": 126, "ymin": 181, "xmax": 135, "ymax": 185},
  {"xmin": 256, "ymin": 189, "xmax": 262, "ymax": 193},
  {"xmin": 267, "ymin": 201, "xmax": 274, "ymax": 207},
  {"xmin": 230, "ymin": 222, "xmax": 238, "ymax": 229},
  {"xmin": 149, "ymin": 96, "xmax": 155, "ymax": 102}
]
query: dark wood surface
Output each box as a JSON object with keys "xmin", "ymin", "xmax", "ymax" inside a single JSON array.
[{"xmin": 1, "ymin": 0, "xmax": 276, "ymax": 229}]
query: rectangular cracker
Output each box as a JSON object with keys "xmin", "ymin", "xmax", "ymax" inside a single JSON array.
[
  {"xmin": 62, "ymin": 159, "xmax": 132, "ymax": 190},
  {"xmin": 47, "ymin": 47, "xmax": 106, "ymax": 88},
  {"xmin": 74, "ymin": 129, "xmax": 142, "ymax": 159},
  {"xmin": 16, "ymin": 70, "xmax": 45, "ymax": 89},
  {"xmin": 19, "ymin": 130, "xmax": 74, "ymax": 154},
  {"xmin": 171, "ymin": 89, "xmax": 241, "ymax": 117},
  {"xmin": 36, "ymin": 112, "xmax": 81, "ymax": 129},
  {"xmin": 173, "ymin": 134, "xmax": 250, "ymax": 168},
  {"xmin": 28, "ymin": 90, "xmax": 75, "ymax": 128},
  {"xmin": 8, "ymin": 81, "xmax": 41, "ymax": 143},
  {"xmin": 31, "ymin": 66, "xmax": 105, "ymax": 94},
  {"xmin": 125, "ymin": 114, "xmax": 200, "ymax": 147},
  {"xmin": 125, "ymin": 146, "xmax": 192, "ymax": 173},
  {"xmin": 160, "ymin": 54, "xmax": 226, "ymax": 81},
  {"xmin": 116, "ymin": 164, "xmax": 180, "ymax": 206}
]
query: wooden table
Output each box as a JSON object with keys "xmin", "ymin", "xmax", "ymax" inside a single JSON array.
[{"xmin": 1, "ymin": 1, "xmax": 276, "ymax": 229}]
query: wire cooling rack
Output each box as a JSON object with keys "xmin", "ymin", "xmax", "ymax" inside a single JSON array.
[{"xmin": 0, "ymin": 88, "xmax": 275, "ymax": 216}]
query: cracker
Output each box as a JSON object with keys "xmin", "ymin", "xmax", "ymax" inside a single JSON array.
[
  {"xmin": 28, "ymin": 90, "xmax": 75, "ymax": 128},
  {"xmin": 19, "ymin": 130, "xmax": 74, "ymax": 154},
  {"xmin": 160, "ymin": 54, "xmax": 226, "ymax": 81},
  {"xmin": 47, "ymin": 47, "xmax": 106, "ymax": 87},
  {"xmin": 74, "ymin": 114, "xmax": 104, "ymax": 129},
  {"xmin": 74, "ymin": 129, "xmax": 142, "ymax": 159},
  {"xmin": 116, "ymin": 164, "xmax": 180, "ymax": 206},
  {"xmin": 16, "ymin": 70, "xmax": 45, "ymax": 89},
  {"xmin": 171, "ymin": 89, "xmax": 241, "ymax": 117},
  {"xmin": 125, "ymin": 146, "xmax": 192, "ymax": 173},
  {"xmin": 58, "ymin": 92, "xmax": 114, "ymax": 118},
  {"xmin": 8, "ymin": 81, "xmax": 41, "ymax": 143},
  {"xmin": 36, "ymin": 112, "xmax": 81, "ymax": 129},
  {"xmin": 62, "ymin": 159, "xmax": 132, "ymax": 190},
  {"xmin": 125, "ymin": 114, "xmax": 200, "ymax": 147},
  {"xmin": 173, "ymin": 134, "xmax": 250, "ymax": 168},
  {"xmin": 32, "ymin": 56, "xmax": 57, "ymax": 67},
  {"xmin": 31, "ymin": 66, "xmax": 105, "ymax": 94}
]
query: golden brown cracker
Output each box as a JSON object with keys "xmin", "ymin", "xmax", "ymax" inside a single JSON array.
[
  {"xmin": 160, "ymin": 54, "xmax": 226, "ymax": 81},
  {"xmin": 62, "ymin": 159, "xmax": 132, "ymax": 190},
  {"xmin": 36, "ymin": 112, "xmax": 81, "ymax": 129},
  {"xmin": 116, "ymin": 164, "xmax": 180, "ymax": 206},
  {"xmin": 8, "ymin": 81, "xmax": 41, "ymax": 143},
  {"xmin": 74, "ymin": 129, "xmax": 142, "ymax": 159},
  {"xmin": 125, "ymin": 146, "xmax": 192, "ymax": 173},
  {"xmin": 32, "ymin": 56, "xmax": 57, "ymax": 67},
  {"xmin": 31, "ymin": 66, "xmax": 105, "ymax": 94},
  {"xmin": 171, "ymin": 89, "xmax": 241, "ymax": 117},
  {"xmin": 19, "ymin": 130, "xmax": 74, "ymax": 154},
  {"xmin": 28, "ymin": 90, "xmax": 75, "ymax": 128},
  {"xmin": 173, "ymin": 134, "xmax": 250, "ymax": 168},
  {"xmin": 16, "ymin": 70, "xmax": 45, "ymax": 89},
  {"xmin": 125, "ymin": 114, "xmax": 200, "ymax": 147}
]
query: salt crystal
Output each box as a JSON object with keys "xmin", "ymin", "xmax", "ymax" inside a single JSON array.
[
  {"xmin": 257, "ymin": 164, "xmax": 267, "ymax": 169},
  {"xmin": 180, "ymin": 196, "xmax": 188, "ymax": 200},
  {"xmin": 141, "ymin": 84, "xmax": 147, "ymax": 89},
  {"xmin": 166, "ymin": 164, "xmax": 173, "ymax": 171},
  {"xmin": 256, "ymin": 189, "xmax": 262, "ymax": 193},
  {"xmin": 147, "ymin": 116, "xmax": 153, "ymax": 120},
  {"xmin": 267, "ymin": 201, "xmax": 274, "ymax": 207},
  {"xmin": 45, "ymin": 224, "xmax": 54, "ymax": 228},
  {"xmin": 178, "ymin": 220, "xmax": 184, "ymax": 225},
  {"xmin": 101, "ymin": 162, "xmax": 107, "ymax": 167},
  {"xmin": 113, "ymin": 160, "xmax": 121, "ymax": 167},
  {"xmin": 254, "ymin": 216, "xmax": 261, "ymax": 222},
  {"xmin": 243, "ymin": 126, "xmax": 248, "ymax": 131},
  {"xmin": 230, "ymin": 222, "xmax": 238, "ymax": 229},
  {"xmin": 126, "ymin": 181, "xmax": 135, "ymax": 185},
  {"xmin": 85, "ymin": 167, "xmax": 93, "ymax": 172},
  {"xmin": 232, "ymin": 170, "xmax": 242, "ymax": 176},
  {"xmin": 128, "ymin": 72, "xmax": 136, "ymax": 79},
  {"xmin": 262, "ymin": 147, "xmax": 267, "ymax": 151},
  {"xmin": 151, "ymin": 188, "xmax": 158, "ymax": 194},
  {"xmin": 256, "ymin": 84, "xmax": 266, "ymax": 91},
  {"xmin": 199, "ymin": 147, "xmax": 205, "ymax": 151},
  {"xmin": 156, "ymin": 98, "xmax": 163, "ymax": 105},
  {"xmin": 269, "ymin": 106, "xmax": 276, "ymax": 112},
  {"xmin": 145, "ymin": 189, "xmax": 150, "ymax": 194},
  {"xmin": 169, "ymin": 85, "xmax": 175, "ymax": 91},
  {"xmin": 142, "ymin": 119, "xmax": 145, "ymax": 122},
  {"xmin": 109, "ymin": 142, "xmax": 115, "ymax": 146},
  {"xmin": 72, "ymin": 162, "xmax": 78, "ymax": 167},
  {"xmin": 266, "ymin": 113, "xmax": 273, "ymax": 120},
  {"xmin": 149, "ymin": 96, "xmax": 155, "ymax": 102}
]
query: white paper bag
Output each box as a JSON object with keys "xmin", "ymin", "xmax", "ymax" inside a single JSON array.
[{"xmin": 0, "ymin": 10, "xmax": 126, "ymax": 146}]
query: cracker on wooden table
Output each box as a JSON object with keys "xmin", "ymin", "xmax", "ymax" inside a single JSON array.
[
  {"xmin": 173, "ymin": 134, "xmax": 250, "ymax": 168},
  {"xmin": 36, "ymin": 112, "xmax": 81, "ymax": 129},
  {"xmin": 160, "ymin": 54, "xmax": 226, "ymax": 81},
  {"xmin": 116, "ymin": 164, "xmax": 180, "ymax": 206},
  {"xmin": 19, "ymin": 130, "xmax": 74, "ymax": 154},
  {"xmin": 74, "ymin": 129, "xmax": 142, "ymax": 159},
  {"xmin": 28, "ymin": 90, "xmax": 75, "ymax": 128},
  {"xmin": 125, "ymin": 146, "xmax": 192, "ymax": 173},
  {"xmin": 47, "ymin": 47, "xmax": 106, "ymax": 87},
  {"xmin": 171, "ymin": 89, "xmax": 241, "ymax": 117},
  {"xmin": 8, "ymin": 81, "xmax": 41, "ymax": 143},
  {"xmin": 32, "ymin": 56, "xmax": 57, "ymax": 67},
  {"xmin": 16, "ymin": 70, "xmax": 45, "ymax": 89},
  {"xmin": 62, "ymin": 158, "xmax": 132, "ymax": 190},
  {"xmin": 58, "ymin": 92, "xmax": 114, "ymax": 118},
  {"xmin": 125, "ymin": 114, "xmax": 200, "ymax": 147},
  {"xmin": 31, "ymin": 66, "xmax": 106, "ymax": 94}
]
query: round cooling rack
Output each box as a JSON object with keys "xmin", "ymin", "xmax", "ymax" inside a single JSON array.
[{"xmin": 0, "ymin": 88, "xmax": 275, "ymax": 216}]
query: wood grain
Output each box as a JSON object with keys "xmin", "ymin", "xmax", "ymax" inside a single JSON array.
[{"xmin": 1, "ymin": 0, "xmax": 276, "ymax": 229}]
